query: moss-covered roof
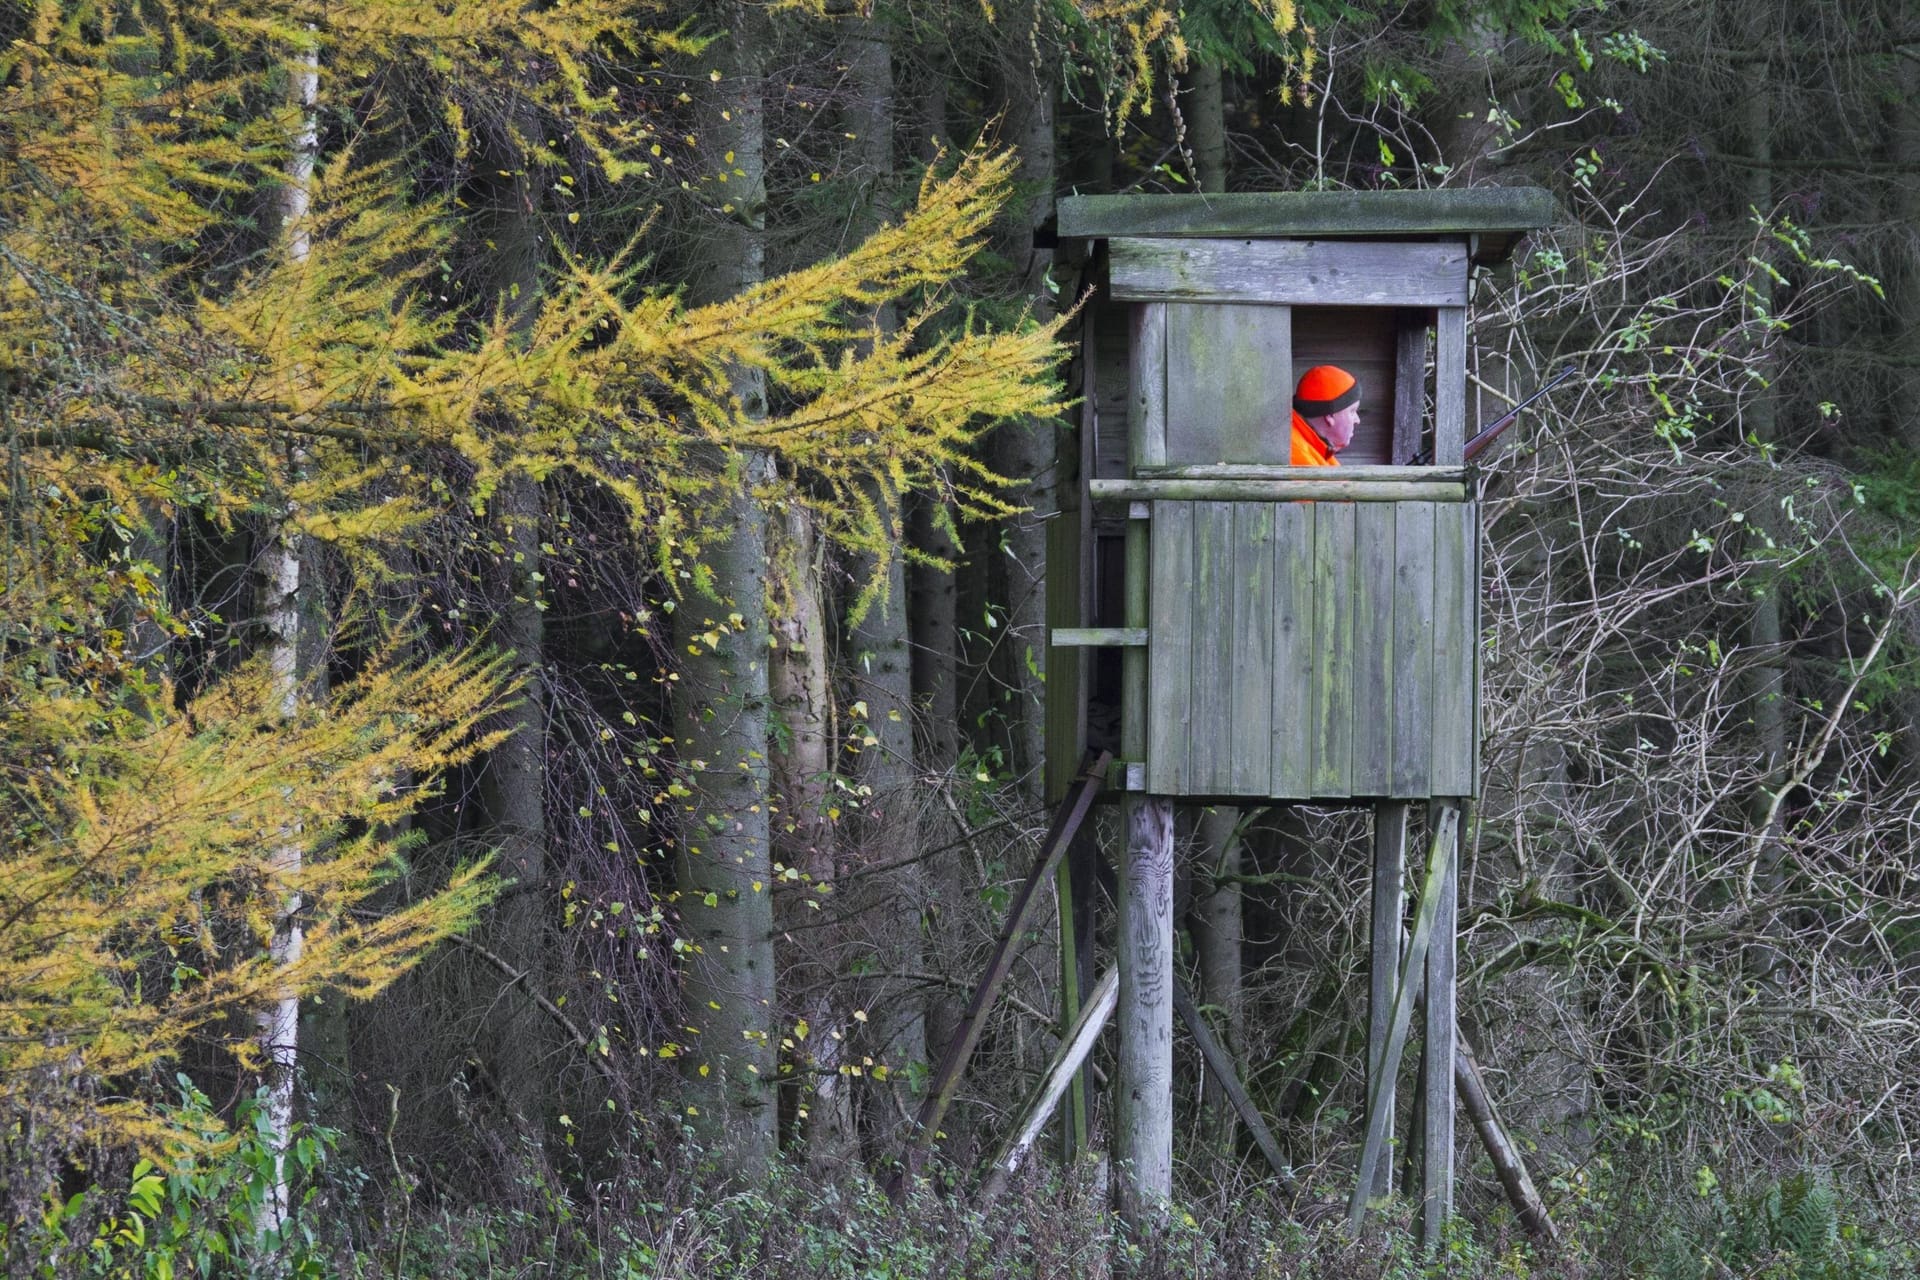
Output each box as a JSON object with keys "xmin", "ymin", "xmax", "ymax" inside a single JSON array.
[{"xmin": 1058, "ymin": 189, "xmax": 1554, "ymax": 265}]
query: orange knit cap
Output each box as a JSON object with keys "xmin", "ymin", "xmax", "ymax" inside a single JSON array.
[{"xmin": 1293, "ymin": 365, "xmax": 1360, "ymax": 417}]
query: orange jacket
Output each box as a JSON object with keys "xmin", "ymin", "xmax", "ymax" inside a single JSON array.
[{"xmin": 1290, "ymin": 411, "xmax": 1339, "ymax": 467}]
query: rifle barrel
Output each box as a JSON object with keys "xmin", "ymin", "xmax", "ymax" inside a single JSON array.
[{"xmin": 1442, "ymin": 364, "xmax": 1577, "ymax": 464}]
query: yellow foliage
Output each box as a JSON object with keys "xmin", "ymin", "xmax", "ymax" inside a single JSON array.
[
  {"xmin": 0, "ymin": 0, "xmax": 1074, "ymax": 1151},
  {"xmin": 0, "ymin": 649, "xmax": 511, "ymax": 1151}
]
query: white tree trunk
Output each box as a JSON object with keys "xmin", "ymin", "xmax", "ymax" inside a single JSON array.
[{"xmin": 254, "ymin": 34, "xmax": 318, "ymax": 1249}]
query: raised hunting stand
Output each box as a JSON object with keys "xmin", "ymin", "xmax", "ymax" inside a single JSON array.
[{"xmin": 1042, "ymin": 189, "xmax": 1554, "ymax": 1245}]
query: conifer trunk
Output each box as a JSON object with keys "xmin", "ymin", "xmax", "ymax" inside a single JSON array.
[
  {"xmin": 990, "ymin": 26, "xmax": 1058, "ymax": 798},
  {"xmin": 673, "ymin": 3, "xmax": 778, "ymax": 1172},
  {"xmin": 1191, "ymin": 805, "xmax": 1244, "ymax": 1146},
  {"xmin": 843, "ymin": 19, "xmax": 928, "ymax": 1129},
  {"xmin": 471, "ymin": 88, "xmax": 554, "ymax": 1130},
  {"xmin": 1738, "ymin": 46, "xmax": 1787, "ymax": 934},
  {"xmin": 1186, "ymin": 60, "xmax": 1226, "ymax": 193},
  {"xmin": 770, "ymin": 503, "xmax": 853, "ymax": 1170}
]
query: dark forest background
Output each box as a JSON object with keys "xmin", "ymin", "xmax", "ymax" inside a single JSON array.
[{"xmin": 4, "ymin": 1, "xmax": 1919, "ymax": 1276}]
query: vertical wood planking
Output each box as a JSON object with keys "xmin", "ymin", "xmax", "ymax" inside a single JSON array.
[
  {"xmin": 1310, "ymin": 503, "xmax": 1357, "ymax": 796},
  {"xmin": 1433, "ymin": 306, "xmax": 1466, "ymax": 465},
  {"xmin": 1421, "ymin": 800, "xmax": 1462, "ymax": 1248},
  {"xmin": 1391, "ymin": 502, "xmax": 1437, "ymax": 798},
  {"xmin": 1147, "ymin": 502, "xmax": 1193, "ymax": 793},
  {"xmin": 1470, "ymin": 502, "xmax": 1483, "ymax": 794},
  {"xmin": 1430, "ymin": 503, "xmax": 1474, "ymax": 796},
  {"xmin": 1351, "ymin": 504, "xmax": 1397, "ymax": 795},
  {"xmin": 1369, "ymin": 801, "xmax": 1410, "ymax": 1198},
  {"xmin": 1392, "ymin": 313, "xmax": 1429, "ymax": 465},
  {"xmin": 1231, "ymin": 503, "xmax": 1276, "ymax": 794},
  {"xmin": 1271, "ymin": 502, "xmax": 1317, "ymax": 798},
  {"xmin": 1130, "ymin": 303, "xmax": 1168, "ymax": 468},
  {"xmin": 1165, "ymin": 303, "xmax": 1293, "ymax": 465},
  {"xmin": 1093, "ymin": 299, "xmax": 1133, "ymax": 479},
  {"xmin": 1188, "ymin": 502, "xmax": 1236, "ymax": 792},
  {"xmin": 1123, "ymin": 520, "xmax": 1150, "ymax": 775}
]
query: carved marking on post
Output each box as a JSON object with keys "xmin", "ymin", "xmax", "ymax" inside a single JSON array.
[{"xmin": 1118, "ymin": 794, "xmax": 1175, "ymax": 1220}]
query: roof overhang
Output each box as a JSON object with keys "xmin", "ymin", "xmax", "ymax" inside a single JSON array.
[{"xmin": 1057, "ymin": 188, "xmax": 1555, "ymax": 267}]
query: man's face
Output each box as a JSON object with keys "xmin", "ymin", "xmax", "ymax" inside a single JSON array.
[{"xmin": 1318, "ymin": 403, "xmax": 1360, "ymax": 453}]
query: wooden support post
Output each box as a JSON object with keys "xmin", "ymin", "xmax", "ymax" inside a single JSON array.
[
  {"xmin": 1055, "ymin": 850, "xmax": 1087, "ymax": 1160},
  {"xmin": 1421, "ymin": 799, "xmax": 1462, "ymax": 1249},
  {"xmin": 1114, "ymin": 442, "xmax": 1173, "ymax": 1222},
  {"xmin": 1349, "ymin": 805, "xmax": 1456, "ymax": 1234},
  {"xmin": 983, "ymin": 967, "xmax": 1119, "ymax": 1201},
  {"xmin": 1173, "ymin": 979, "xmax": 1293, "ymax": 1187},
  {"xmin": 1368, "ymin": 801, "xmax": 1410, "ymax": 1198},
  {"xmin": 1117, "ymin": 793, "xmax": 1175, "ymax": 1221}
]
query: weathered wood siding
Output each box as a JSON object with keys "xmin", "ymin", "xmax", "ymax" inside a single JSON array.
[
  {"xmin": 1146, "ymin": 497, "xmax": 1479, "ymax": 801},
  {"xmin": 1110, "ymin": 238, "xmax": 1470, "ymax": 308},
  {"xmin": 1164, "ymin": 303, "xmax": 1292, "ymax": 465}
]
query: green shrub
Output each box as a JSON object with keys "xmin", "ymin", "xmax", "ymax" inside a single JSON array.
[{"xmin": 9, "ymin": 1077, "xmax": 335, "ymax": 1280}]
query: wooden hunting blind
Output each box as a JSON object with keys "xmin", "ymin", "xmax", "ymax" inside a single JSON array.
[
  {"xmin": 1035, "ymin": 189, "xmax": 1555, "ymax": 1244},
  {"xmin": 1046, "ymin": 188, "xmax": 1553, "ymax": 808}
]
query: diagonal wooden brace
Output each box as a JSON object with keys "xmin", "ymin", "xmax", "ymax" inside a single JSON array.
[
  {"xmin": 892, "ymin": 750, "xmax": 1110, "ymax": 1193},
  {"xmin": 980, "ymin": 967, "xmax": 1119, "ymax": 1201}
]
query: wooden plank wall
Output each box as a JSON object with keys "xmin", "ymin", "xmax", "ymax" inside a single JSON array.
[
  {"xmin": 1094, "ymin": 297, "xmax": 1131, "ymax": 480},
  {"xmin": 1110, "ymin": 238, "xmax": 1470, "ymax": 307},
  {"xmin": 1164, "ymin": 304, "xmax": 1292, "ymax": 465},
  {"xmin": 1148, "ymin": 498, "xmax": 1478, "ymax": 801},
  {"xmin": 1126, "ymin": 302, "xmax": 1402, "ymax": 467}
]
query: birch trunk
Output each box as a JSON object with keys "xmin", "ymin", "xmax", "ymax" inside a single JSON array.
[{"xmin": 253, "ymin": 35, "xmax": 318, "ymax": 1248}]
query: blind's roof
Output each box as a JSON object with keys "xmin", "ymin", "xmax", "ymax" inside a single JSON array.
[{"xmin": 1057, "ymin": 189, "xmax": 1554, "ymax": 265}]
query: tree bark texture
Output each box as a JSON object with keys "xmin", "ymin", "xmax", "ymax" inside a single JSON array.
[
  {"xmin": 770, "ymin": 503, "xmax": 855, "ymax": 1172},
  {"xmin": 1190, "ymin": 804, "xmax": 1244, "ymax": 1149},
  {"xmin": 673, "ymin": 3, "xmax": 778, "ymax": 1172},
  {"xmin": 674, "ymin": 454, "xmax": 779, "ymax": 1170},
  {"xmin": 842, "ymin": 18, "xmax": 928, "ymax": 1128},
  {"xmin": 467, "ymin": 77, "xmax": 555, "ymax": 1130},
  {"xmin": 1186, "ymin": 60, "xmax": 1227, "ymax": 194},
  {"xmin": 253, "ymin": 35, "xmax": 317, "ymax": 1248},
  {"xmin": 989, "ymin": 32, "xmax": 1058, "ymax": 798}
]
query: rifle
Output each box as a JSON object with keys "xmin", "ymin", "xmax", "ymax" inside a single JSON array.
[{"xmin": 1409, "ymin": 364, "xmax": 1577, "ymax": 465}]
